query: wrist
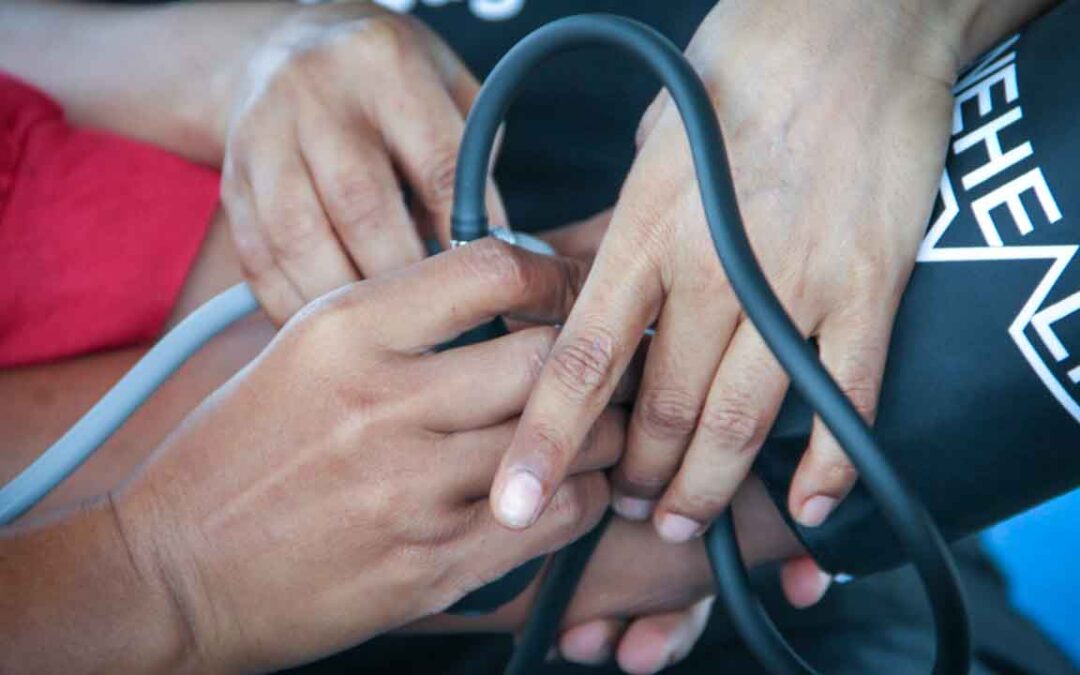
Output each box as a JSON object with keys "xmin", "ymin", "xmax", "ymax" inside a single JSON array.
[
  {"xmin": 113, "ymin": 475, "xmax": 252, "ymax": 674},
  {"xmin": 106, "ymin": 492, "xmax": 209, "ymax": 674},
  {"xmin": 0, "ymin": 497, "xmax": 199, "ymax": 673},
  {"xmin": 887, "ymin": 0, "xmax": 1061, "ymax": 70},
  {"xmin": 950, "ymin": 0, "xmax": 1061, "ymax": 64}
]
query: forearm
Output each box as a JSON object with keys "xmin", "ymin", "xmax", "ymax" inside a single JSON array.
[
  {"xmin": 0, "ymin": 499, "xmax": 192, "ymax": 673},
  {"xmin": 0, "ymin": 2, "xmax": 292, "ymax": 164},
  {"xmin": 0, "ymin": 211, "xmax": 263, "ymax": 521}
]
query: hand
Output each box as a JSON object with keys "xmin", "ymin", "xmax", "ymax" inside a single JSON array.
[
  {"xmin": 541, "ymin": 209, "xmax": 833, "ymax": 644},
  {"xmin": 489, "ymin": 0, "xmax": 973, "ymax": 540},
  {"xmin": 554, "ymin": 475, "xmax": 805, "ymax": 673},
  {"xmin": 546, "ymin": 213, "xmax": 715, "ymax": 673},
  {"xmin": 220, "ymin": 3, "xmax": 505, "ymax": 323},
  {"xmin": 413, "ymin": 474, "xmax": 805, "ymax": 673},
  {"xmin": 106, "ymin": 241, "xmax": 612, "ymax": 673}
]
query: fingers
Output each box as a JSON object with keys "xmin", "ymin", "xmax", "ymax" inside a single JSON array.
[
  {"xmin": 779, "ymin": 556, "xmax": 832, "ymax": 609},
  {"xmin": 221, "ymin": 168, "xmax": 306, "ymax": 323},
  {"xmin": 653, "ymin": 322, "xmax": 789, "ymax": 543},
  {"xmin": 225, "ymin": 142, "xmax": 359, "ymax": 325},
  {"xmin": 557, "ymin": 598, "xmax": 713, "ymax": 672},
  {"xmin": 360, "ymin": 239, "xmax": 587, "ymax": 352},
  {"xmin": 298, "ymin": 115, "xmax": 425, "ymax": 278},
  {"xmin": 420, "ymin": 323, "xmax": 643, "ymax": 433},
  {"xmin": 456, "ymin": 472, "xmax": 610, "ymax": 594},
  {"xmin": 615, "ymin": 596, "xmax": 714, "ymax": 675},
  {"xmin": 419, "ymin": 327, "xmax": 557, "ymax": 431},
  {"xmin": 614, "ymin": 286, "xmax": 739, "ymax": 522},
  {"xmin": 788, "ymin": 309, "xmax": 891, "ymax": 527},
  {"xmin": 558, "ymin": 619, "xmax": 625, "ymax": 666},
  {"xmin": 442, "ymin": 408, "xmax": 627, "ymax": 500},
  {"xmin": 370, "ymin": 38, "xmax": 507, "ymax": 245},
  {"xmin": 491, "ymin": 236, "xmax": 665, "ymax": 529},
  {"xmin": 373, "ymin": 66, "xmax": 463, "ymax": 245},
  {"xmin": 410, "ymin": 20, "xmax": 509, "ymax": 234}
]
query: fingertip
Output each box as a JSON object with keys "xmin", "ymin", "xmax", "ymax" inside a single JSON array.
[
  {"xmin": 794, "ymin": 494, "xmax": 839, "ymax": 528},
  {"xmin": 788, "ymin": 433, "xmax": 856, "ymax": 528},
  {"xmin": 612, "ymin": 491, "xmax": 655, "ymax": 522},
  {"xmin": 615, "ymin": 618, "xmax": 678, "ymax": 675},
  {"xmin": 559, "ymin": 619, "xmax": 622, "ymax": 666},
  {"xmin": 780, "ymin": 556, "xmax": 832, "ymax": 608},
  {"xmin": 655, "ymin": 511, "xmax": 704, "ymax": 544},
  {"xmin": 492, "ymin": 468, "xmax": 545, "ymax": 529}
]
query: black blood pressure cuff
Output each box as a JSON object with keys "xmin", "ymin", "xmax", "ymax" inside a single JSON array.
[{"xmin": 754, "ymin": 4, "xmax": 1080, "ymax": 576}]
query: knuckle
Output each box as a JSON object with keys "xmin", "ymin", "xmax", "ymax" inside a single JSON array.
[
  {"xmin": 636, "ymin": 387, "xmax": 700, "ymax": 439},
  {"xmin": 462, "ymin": 238, "xmax": 529, "ymax": 295},
  {"xmin": 669, "ymin": 481, "xmax": 729, "ymax": 519},
  {"xmin": 233, "ymin": 240, "xmax": 274, "ymax": 283},
  {"xmin": 814, "ymin": 457, "xmax": 858, "ymax": 491},
  {"xmin": 523, "ymin": 422, "xmax": 576, "ymax": 474},
  {"xmin": 547, "ymin": 484, "xmax": 587, "ymax": 529},
  {"xmin": 548, "ymin": 328, "xmax": 618, "ymax": 403},
  {"xmin": 287, "ymin": 286, "xmax": 370, "ymax": 353},
  {"xmin": 329, "ymin": 172, "xmax": 391, "ymax": 230},
  {"xmin": 840, "ymin": 376, "xmax": 879, "ymax": 421},
  {"xmin": 225, "ymin": 224, "xmax": 277, "ymax": 285},
  {"xmin": 265, "ymin": 210, "xmax": 325, "ymax": 262},
  {"xmin": 699, "ymin": 400, "xmax": 763, "ymax": 454},
  {"xmin": 547, "ymin": 476, "xmax": 604, "ymax": 533},
  {"xmin": 831, "ymin": 348, "xmax": 884, "ymax": 422},
  {"xmin": 418, "ymin": 145, "xmax": 459, "ymax": 209},
  {"xmin": 289, "ymin": 45, "xmax": 333, "ymax": 82},
  {"xmin": 356, "ymin": 16, "xmax": 414, "ymax": 64}
]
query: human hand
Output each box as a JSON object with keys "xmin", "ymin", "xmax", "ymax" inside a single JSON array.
[
  {"xmin": 413, "ymin": 473, "xmax": 805, "ymax": 672},
  {"xmin": 490, "ymin": 0, "xmax": 973, "ymax": 541},
  {"xmin": 220, "ymin": 2, "xmax": 505, "ymax": 324},
  {"xmin": 539, "ymin": 209, "xmax": 831, "ymax": 657},
  {"xmin": 557, "ymin": 472, "xmax": 815, "ymax": 673},
  {"xmin": 557, "ymin": 571, "xmax": 830, "ymax": 674},
  {"xmin": 110, "ymin": 240, "xmax": 614, "ymax": 673}
]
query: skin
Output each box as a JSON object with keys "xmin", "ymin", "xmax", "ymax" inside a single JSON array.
[
  {"xmin": 488, "ymin": 0, "xmax": 1059, "ymax": 559},
  {"xmin": 1, "ymin": 238, "xmax": 802, "ymax": 673},
  {"xmin": 2, "ymin": 2, "xmax": 1057, "ymax": 542},
  {"xmin": 6, "ymin": 2, "xmax": 1055, "ymax": 669},
  {"xmin": 0, "ymin": 3, "xmax": 720, "ymax": 667},
  {"xmin": 2, "ymin": 241, "xmax": 608, "ymax": 673},
  {"xmin": 0, "ymin": 2, "xmax": 505, "ymax": 327},
  {"xmin": 0, "ymin": 211, "xmax": 803, "ymax": 673}
]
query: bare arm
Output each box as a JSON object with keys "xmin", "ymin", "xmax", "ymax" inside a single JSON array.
[{"xmin": 0, "ymin": 1, "xmax": 291, "ymax": 164}]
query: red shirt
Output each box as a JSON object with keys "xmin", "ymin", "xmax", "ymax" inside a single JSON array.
[{"xmin": 0, "ymin": 72, "xmax": 219, "ymax": 367}]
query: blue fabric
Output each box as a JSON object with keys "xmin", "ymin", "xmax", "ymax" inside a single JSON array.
[{"xmin": 982, "ymin": 488, "xmax": 1080, "ymax": 666}]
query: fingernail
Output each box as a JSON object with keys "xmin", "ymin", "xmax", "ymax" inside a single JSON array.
[
  {"xmin": 657, "ymin": 513, "xmax": 703, "ymax": 543},
  {"xmin": 496, "ymin": 470, "xmax": 543, "ymax": 528},
  {"xmin": 560, "ymin": 622, "xmax": 613, "ymax": 665},
  {"xmin": 797, "ymin": 495, "xmax": 838, "ymax": 528},
  {"xmin": 612, "ymin": 493, "xmax": 655, "ymax": 521}
]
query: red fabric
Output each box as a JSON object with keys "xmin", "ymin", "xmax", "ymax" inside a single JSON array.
[{"xmin": 0, "ymin": 72, "xmax": 220, "ymax": 367}]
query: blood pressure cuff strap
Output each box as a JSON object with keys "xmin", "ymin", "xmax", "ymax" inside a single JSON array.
[{"xmin": 753, "ymin": 3, "xmax": 1080, "ymax": 576}]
